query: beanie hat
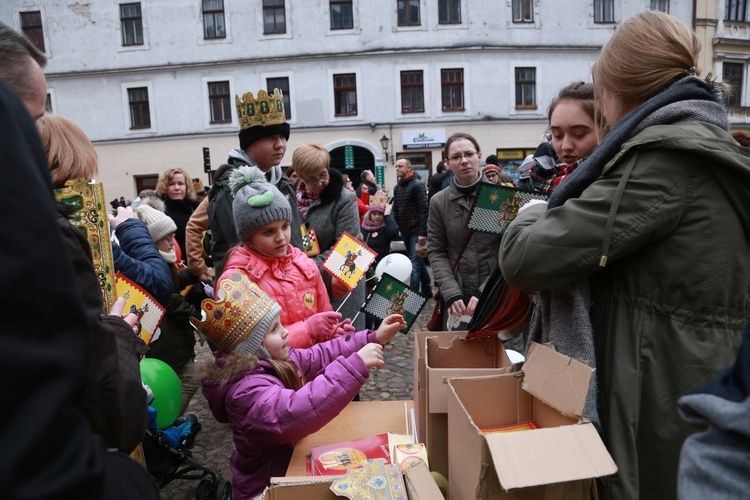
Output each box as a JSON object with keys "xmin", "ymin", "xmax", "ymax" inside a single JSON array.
[
  {"xmin": 135, "ymin": 204, "xmax": 178, "ymax": 242},
  {"xmin": 483, "ymin": 165, "xmax": 503, "ymax": 176},
  {"xmin": 484, "ymin": 154, "xmax": 500, "ymax": 166},
  {"xmin": 239, "ymin": 122, "xmax": 291, "ymax": 151},
  {"xmin": 189, "ymin": 270, "xmax": 281, "ymax": 357},
  {"xmin": 229, "ymin": 165, "xmax": 293, "ymax": 242}
]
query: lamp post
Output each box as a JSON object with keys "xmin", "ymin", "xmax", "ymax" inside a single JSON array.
[{"xmin": 379, "ymin": 134, "xmax": 390, "ymax": 163}]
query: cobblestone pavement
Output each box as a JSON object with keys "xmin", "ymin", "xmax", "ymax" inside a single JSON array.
[{"xmin": 159, "ymin": 290, "xmax": 434, "ymax": 499}]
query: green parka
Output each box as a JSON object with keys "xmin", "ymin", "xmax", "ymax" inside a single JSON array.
[{"xmin": 500, "ymin": 121, "xmax": 750, "ymax": 500}]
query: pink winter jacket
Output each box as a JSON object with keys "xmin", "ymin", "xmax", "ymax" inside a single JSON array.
[
  {"xmin": 201, "ymin": 329, "xmax": 375, "ymax": 499},
  {"xmin": 220, "ymin": 245, "xmax": 332, "ymax": 348}
]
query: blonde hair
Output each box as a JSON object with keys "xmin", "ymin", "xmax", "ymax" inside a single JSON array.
[
  {"xmin": 592, "ymin": 11, "xmax": 700, "ymax": 123},
  {"xmin": 292, "ymin": 144, "xmax": 330, "ymax": 179},
  {"xmin": 36, "ymin": 114, "xmax": 98, "ymax": 189},
  {"xmin": 155, "ymin": 167, "xmax": 197, "ymax": 201}
]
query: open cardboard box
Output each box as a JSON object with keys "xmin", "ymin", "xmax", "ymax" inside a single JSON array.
[
  {"xmin": 447, "ymin": 342, "xmax": 617, "ymax": 499},
  {"xmin": 265, "ymin": 401, "xmax": 443, "ymax": 499},
  {"xmin": 421, "ymin": 333, "xmax": 519, "ymax": 477}
]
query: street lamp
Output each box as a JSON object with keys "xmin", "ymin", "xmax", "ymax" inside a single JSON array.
[{"xmin": 379, "ymin": 134, "xmax": 390, "ymax": 162}]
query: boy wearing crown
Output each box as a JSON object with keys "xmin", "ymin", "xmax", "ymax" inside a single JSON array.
[{"xmin": 185, "ymin": 89, "xmax": 304, "ymax": 285}]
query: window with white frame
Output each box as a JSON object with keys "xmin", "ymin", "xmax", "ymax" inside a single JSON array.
[
  {"xmin": 120, "ymin": 3, "xmax": 144, "ymax": 46},
  {"xmin": 128, "ymin": 87, "xmax": 151, "ymax": 129},
  {"xmin": 723, "ymin": 62, "xmax": 744, "ymax": 107},
  {"xmin": 438, "ymin": 0, "xmax": 461, "ymax": 24},
  {"xmin": 263, "ymin": 0, "xmax": 286, "ymax": 34},
  {"xmin": 650, "ymin": 0, "xmax": 669, "ymax": 13},
  {"xmin": 441, "ymin": 68, "xmax": 464, "ymax": 111},
  {"xmin": 593, "ymin": 0, "xmax": 614, "ymax": 23},
  {"xmin": 512, "ymin": 0, "xmax": 533, "ymax": 23},
  {"xmin": 334, "ymin": 73, "xmax": 357, "ymax": 116},
  {"xmin": 401, "ymin": 70, "xmax": 424, "ymax": 113},
  {"xmin": 203, "ymin": 0, "xmax": 226, "ymax": 39},
  {"xmin": 398, "ymin": 0, "xmax": 420, "ymax": 26},
  {"xmin": 20, "ymin": 11, "xmax": 45, "ymax": 52},
  {"xmin": 208, "ymin": 81, "xmax": 231, "ymax": 124},
  {"xmin": 515, "ymin": 67, "xmax": 537, "ymax": 109},
  {"xmin": 330, "ymin": 0, "xmax": 353, "ymax": 30},
  {"xmin": 266, "ymin": 77, "xmax": 291, "ymax": 120}
]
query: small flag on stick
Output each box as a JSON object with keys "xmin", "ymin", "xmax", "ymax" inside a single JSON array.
[
  {"xmin": 361, "ymin": 273, "xmax": 429, "ymax": 333},
  {"xmin": 467, "ymin": 183, "xmax": 549, "ymax": 235},
  {"xmin": 322, "ymin": 231, "xmax": 377, "ymax": 292},
  {"xmin": 115, "ymin": 272, "xmax": 166, "ymax": 346}
]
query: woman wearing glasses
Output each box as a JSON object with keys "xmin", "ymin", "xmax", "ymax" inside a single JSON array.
[
  {"xmin": 293, "ymin": 144, "xmax": 365, "ymax": 332},
  {"xmin": 426, "ymin": 132, "xmax": 503, "ymax": 328}
]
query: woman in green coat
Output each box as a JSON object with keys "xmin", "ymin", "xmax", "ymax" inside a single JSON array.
[{"xmin": 500, "ymin": 12, "xmax": 750, "ymax": 500}]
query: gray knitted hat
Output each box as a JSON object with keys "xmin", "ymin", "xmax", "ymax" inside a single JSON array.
[
  {"xmin": 135, "ymin": 204, "xmax": 178, "ymax": 242},
  {"xmin": 229, "ymin": 165, "xmax": 292, "ymax": 242}
]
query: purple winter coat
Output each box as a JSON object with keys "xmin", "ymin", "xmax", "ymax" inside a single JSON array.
[{"xmin": 201, "ymin": 329, "xmax": 376, "ymax": 499}]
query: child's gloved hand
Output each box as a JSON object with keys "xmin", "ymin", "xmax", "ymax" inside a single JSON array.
[
  {"xmin": 330, "ymin": 318, "xmax": 355, "ymax": 339},
  {"xmin": 306, "ymin": 311, "xmax": 342, "ymax": 342}
]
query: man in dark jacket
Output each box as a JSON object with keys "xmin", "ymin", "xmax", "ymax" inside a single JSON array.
[
  {"xmin": 392, "ymin": 158, "xmax": 431, "ymax": 296},
  {"xmin": 428, "ymin": 161, "xmax": 446, "ymax": 205},
  {"xmin": 186, "ymin": 88, "xmax": 304, "ymax": 280}
]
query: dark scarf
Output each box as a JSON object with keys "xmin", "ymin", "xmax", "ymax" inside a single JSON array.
[
  {"xmin": 528, "ymin": 76, "xmax": 728, "ymax": 427},
  {"xmin": 453, "ymin": 172, "xmax": 483, "ymax": 195}
]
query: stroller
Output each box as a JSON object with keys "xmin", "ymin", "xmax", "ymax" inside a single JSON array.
[{"xmin": 142, "ymin": 410, "xmax": 232, "ymax": 499}]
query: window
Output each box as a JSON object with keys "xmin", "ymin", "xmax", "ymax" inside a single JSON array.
[
  {"xmin": 441, "ymin": 69, "xmax": 464, "ymax": 111},
  {"xmin": 650, "ymin": 0, "xmax": 669, "ymax": 13},
  {"xmin": 330, "ymin": 0, "xmax": 353, "ymax": 30},
  {"xmin": 593, "ymin": 0, "xmax": 614, "ymax": 23},
  {"xmin": 725, "ymin": 0, "xmax": 748, "ymax": 21},
  {"xmin": 512, "ymin": 0, "xmax": 533, "ymax": 23},
  {"xmin": 263, "ymin": 0, "xmax": 286, "ymax": 34},
  {"xmin": 515, "ymin": 67, "xmax": 536, "ymax": 108},
  {"xmin": 439, "ymin": 0, "xmax": 461, "ymax": 24},
  {"xmin": 45, "ymin": 93, "xmax": 52, "ymax": 113},
  {"xmin": 120, "ymin": 3, "xmax": 143, "ymax": 46},
  {"xmin": 208, "ymin": 81, "xmax": 231, "ymax": 124},
  {"xmin": 398, "ymin": 0, "xmax": 420, "ymax": 26},
  {"xmin": 128, "ymin": 87, "xmax": 151, "ymax": 129},
  {"xmin": 267, "ymin": 77, "xmax": 291, "ymax": 120},
  {"xmin": 723, "ymin": 62, "xmax": 744, "ymax": 107},
  {"xmin": 20, "ymin": 11, "xmax": 45, "ymax": 52},
  {"xmin": 333, "ymin": 74, "xmax": 357, "ymax": 116},
  {"xmin": 203, "ymin": 0, "xmax": 226, "ymax": 39},
  {"xmin": 401, "ymin": 71, "xmax": 424, "ymax": 113}
]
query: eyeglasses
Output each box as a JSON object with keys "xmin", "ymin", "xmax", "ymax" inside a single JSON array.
[
  {"xmin": 302, "ymin": 170, "xmax": 329, "ymax": 185},
  {"xmin": 160, "ymin": 235, "xmax": 176, "ymax": 244},
  {"xmin": 485, "ymin": 172, "xmax": 499, "ymax": 178},
  {"xmin": 447, "ymin": 151, "xmax": 478, "ymax": 163}
]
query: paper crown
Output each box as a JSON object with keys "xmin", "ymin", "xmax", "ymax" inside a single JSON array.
[
  {"xmin": 369, "ymin": 191, "xmax": 389, "ymax": 211},
  {"xmin": 189, "ymin": 270, "xmax": 278, "ymax": 354},
  {"xmin": 235, "ymin": 89, "xmax": 286, "ymax": 130}
]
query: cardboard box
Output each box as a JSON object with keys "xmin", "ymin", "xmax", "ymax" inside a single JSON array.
[
  {"xmin": 447, "ymin": 342, "xmax": 618, "ymax": 499},
  {"xmin": 422, "ymin": 333, "xmax": 518, "ymax": 478},
  {"xmin": 264, "ymin": 461, "xmax": 442, "ymax": 499}
]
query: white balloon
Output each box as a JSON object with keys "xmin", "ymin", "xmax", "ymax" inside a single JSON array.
[{"xmin": 375, "ymin": 253, "xmax": 412, "ymax": 284}]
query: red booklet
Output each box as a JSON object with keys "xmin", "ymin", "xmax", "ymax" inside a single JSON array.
[{"xmin": 309, "ymin": 433, "xmax": 391, "ymax": 476}]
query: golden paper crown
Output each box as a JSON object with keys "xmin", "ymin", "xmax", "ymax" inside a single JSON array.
[
  {"xmin": 369, "ymin": 191, "xmax": 389, "ymax": 210},
  {"xmin": 189, "ymin": 270, "xmax": 279, "ymax": 354},
  {"xmin": 235, "ymin": 89, "xmax": 286, "ymax": 130}
]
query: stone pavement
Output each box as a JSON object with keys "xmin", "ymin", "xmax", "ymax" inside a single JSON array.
[{"xmin": 159, "ymin": 294, "xmax": 434, "ymax": 499}]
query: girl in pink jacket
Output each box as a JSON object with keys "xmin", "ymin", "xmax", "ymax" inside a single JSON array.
[
  {"xmin": 219, "ymin": 166, "xmax": 354, "ymax": 348},
  {"xmin": 193, "ymin": 270, "xmax": 406, "ymax": 499}
]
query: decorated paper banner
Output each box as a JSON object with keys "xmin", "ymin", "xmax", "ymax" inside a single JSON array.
[
  {"xmin": 362, "ymin": 273, "xmax": 429, "ymax": 333},
  {"xmin": 322, "ymin": 231, "xmax": 377, "ymax": 292},
  {"xmin": 330, "ymin": 459, "xmax": 406, "ymax": 499},
  {"xmin": 115, "ymin": 272, "xmax": 166, "ymax": 346},
  {"xmin": 301, "ymin": 223, "xmax": 320, "ymax": 257},
  {"xmin": 54, "ymin": 177, "xmax": 117, "ymax": 313},
  {"xmin": 467, "ymin": 183, "xmax": 550, "ymax": 235}
]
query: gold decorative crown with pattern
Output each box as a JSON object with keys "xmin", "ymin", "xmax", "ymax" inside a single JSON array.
[
  {"xmin": 189, "ymin": 270, "xmax": 279, "ymax": 354},
  {"xmin": 235, "ymin": 89, "xmax": 286, "ymax": 130},
  {"xmin": 369, "ymin": 191, "xmax": 389, "ymax": 211}
]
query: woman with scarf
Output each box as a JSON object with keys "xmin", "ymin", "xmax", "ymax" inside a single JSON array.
[
  {"xmin": 427, "ymin": 133, "xmax": 503, "ymax": 329},
  {"xmin": 500, "ymin": 12, "xmax": 750, "ymax": 500}
]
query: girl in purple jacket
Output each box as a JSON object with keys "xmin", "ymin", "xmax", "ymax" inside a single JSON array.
[{"xmin": 192, "ymin": 270, "xmax": 406, "ymax": 499}]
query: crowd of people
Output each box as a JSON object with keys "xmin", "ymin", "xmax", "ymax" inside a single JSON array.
[{"xmin": 2, "ymin": 10, "xmax": 750, "ymax": 500}]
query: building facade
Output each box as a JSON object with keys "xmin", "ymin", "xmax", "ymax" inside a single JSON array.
[{"xmin": 2, "ymin": 1, "xmax": 694, "ymax": 198}]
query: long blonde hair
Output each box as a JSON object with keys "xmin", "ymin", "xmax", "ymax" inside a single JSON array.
[
  {"xmin": 36, "ymin": 114, "xmax": 98, "ymax": 189},
  {"xmin": 592, "ymin": 11, "xmax": 701, "ymax": 123}
]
